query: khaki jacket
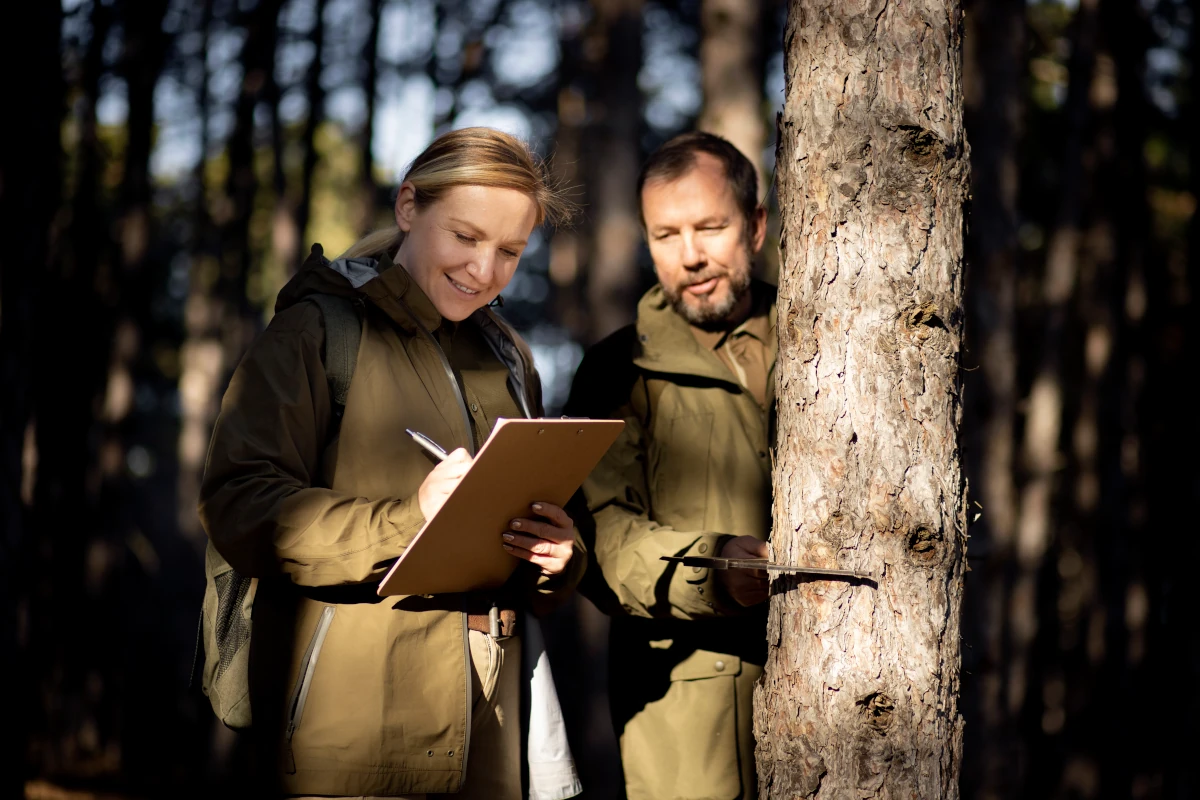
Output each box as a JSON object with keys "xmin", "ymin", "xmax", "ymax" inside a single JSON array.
[
  {"xmin": 199, "ymin": 249, "xmax": 582, "ymax": 796},
  {"xmin": 566, "ymin": 282, "xmax": 776, "ymax": 800}
]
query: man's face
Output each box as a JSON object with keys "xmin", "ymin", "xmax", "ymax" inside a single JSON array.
[{"xmin": 641, "ymin": 152, "xmax": 766, "ymax": 327}]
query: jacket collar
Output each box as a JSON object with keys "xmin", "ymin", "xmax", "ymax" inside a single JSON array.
[
  {"xmin": 633, "ymin": 281, "xmax": 777, "ymax": 385},
  {"xmin": 358, "ymin": 251, "xmax": 445, "ymax": 334}
]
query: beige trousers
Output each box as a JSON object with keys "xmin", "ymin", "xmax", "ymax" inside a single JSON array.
[{"xmin": 293, "ymin": 630, "xmax": 522, "ymax": 800}]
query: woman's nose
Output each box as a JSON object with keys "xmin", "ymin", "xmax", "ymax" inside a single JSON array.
[{"xmin": 467, "ymin": 250, "xmax": 496, "ymax": 283}]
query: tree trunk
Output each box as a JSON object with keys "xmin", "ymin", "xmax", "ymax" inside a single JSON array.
[
  {"xmin": 357, "ymin": 0, "xmax": 384, "ymax": 235},
  {"xmin": 220, "ymin": 0, "xmax": 284, "ymax": 335},
  {"xmin": 1007, "ymin": 7, "xmax": 1098, "ymax": 786},
  {"xmin": 27, "ymin": 0, "xmax": 117, "ymax": 777},
  {"xmin": 959, "ymin": 0, "xmax": 1023, "ymax": 796},
  {"xmin": 755, "ymin": 2, "xmax": 970, "ymax": 798},
  {"xmin": 584, "ymin": 0, "xmax": 643, "ymax": 343},
  {"xmin": 292, "ymin": 0, "xmax": 329, "ymax": 270},
  {"xmin": 547, "ymin": 10, "xmax": 589, "ymax": 339},
  {"xmin": 698, "ymin": 0, "xmax": 767, "ymax": 191},
  {"xmin": 179, "ymin": 0, "xmax": 283, "ymax": 538},
  {"xmin": 0, "ymin": 2, "xmax": 64, "ymax": 793},
  {"xmin": 178, "ymin": 0, "xmax": 217, "ymax": 540}
]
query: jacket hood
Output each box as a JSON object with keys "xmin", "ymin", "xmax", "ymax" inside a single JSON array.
[
  {"xmin": 275, "ymin": 244, "xmax": 542, "ymax": 420},
  {"xmin": 275, "ymin": 244, "xmax": 373, "ymax": 312},
  {"xmin": 276, "ymin": 245, "xmax": 443, "ymax": 333}
]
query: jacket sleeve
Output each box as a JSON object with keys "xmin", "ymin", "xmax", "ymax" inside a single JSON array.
[
  {"xmin": 198, "ymin": 303, "xmax": 425, "ymax": 585},
  {"xmin": 579, "ymin": 401, "xmax": 745, "ymax": 619}
]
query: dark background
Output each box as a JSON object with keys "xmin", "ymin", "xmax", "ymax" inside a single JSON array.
[{"xmin": 1, "ymin": 0, "xmax": 1196, "ymax": 798}]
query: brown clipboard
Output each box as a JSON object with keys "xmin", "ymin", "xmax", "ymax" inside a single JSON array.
[{"xmin": 377, "ymin": 417, "xmax": 624, "ymax": 597}]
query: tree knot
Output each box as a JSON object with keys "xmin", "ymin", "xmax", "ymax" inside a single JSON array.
[
  {"xmin": 857, "ymin": 691, "xmax": 895, "ymax": 736},
  {"xmin": 907, "ymin": 525, "xmax": 946, "ymax": 567}
]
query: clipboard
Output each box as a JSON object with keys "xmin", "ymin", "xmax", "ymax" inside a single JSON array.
[{"xmin": 377, "ymin": 417, "xmax": 624, "ymax": 596}]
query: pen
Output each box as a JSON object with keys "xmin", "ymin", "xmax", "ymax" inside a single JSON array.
[{"xmin": 405, "ymin": 428, "xmax": 449, "ymax": 462}]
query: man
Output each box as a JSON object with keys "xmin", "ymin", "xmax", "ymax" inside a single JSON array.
[{"xmin": 566, "ymin": 132, "xmax": 775, "ymax": 800}]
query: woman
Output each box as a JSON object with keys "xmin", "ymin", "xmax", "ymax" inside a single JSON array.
[{"xmin": 199, "ymin": 128, "xmax": 580, "ymax": 798}]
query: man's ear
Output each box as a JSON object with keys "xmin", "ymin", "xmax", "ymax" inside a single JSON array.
[
  {"xmin": 394, "ymin": 182, "xmax": 417, "ymax": 232},
  {"xmin": 750, "ymin": 206, "xmax": 768, "ymax": 253}
]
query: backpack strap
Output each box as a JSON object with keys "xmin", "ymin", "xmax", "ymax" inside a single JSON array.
[{"xmin": 307, "ymin": 294, "xmax": 362, "ymax": 421}]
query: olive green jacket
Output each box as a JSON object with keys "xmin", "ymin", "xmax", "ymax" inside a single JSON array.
[
  {"xmin": 566, "ymin": 282, "xmax": 776, "ymax": 800},
  {"xmin": 199, "ymin": 249, "xmax": 583, "ymax": 796}
]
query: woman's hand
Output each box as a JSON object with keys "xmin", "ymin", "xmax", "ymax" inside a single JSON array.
[
  {"xmin": 417, "ymin": 448, "xmax": 473, "ymax": 520},
  {"xmin": 502, "ymin": 502, "xmax": 575, "ymax": 576}
]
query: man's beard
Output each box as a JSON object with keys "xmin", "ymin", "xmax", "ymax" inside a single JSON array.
[{"xmin": 664, "ymin": 261, "xmax": 753, "ymax": 328}]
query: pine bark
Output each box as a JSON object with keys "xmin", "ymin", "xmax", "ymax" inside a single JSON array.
[{"xmin": 755, "ymin": 2, "xmax": 970, "ymax": 798}]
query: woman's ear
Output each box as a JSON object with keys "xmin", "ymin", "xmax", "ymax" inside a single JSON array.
[{"xmin": 394, "ymin": 182, "xmax": 417, "ymax": 232}]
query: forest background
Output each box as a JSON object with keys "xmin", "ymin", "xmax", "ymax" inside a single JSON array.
[{"xmin": 1, "ymin": 0, "xmax": 1196, "ymax": 798}]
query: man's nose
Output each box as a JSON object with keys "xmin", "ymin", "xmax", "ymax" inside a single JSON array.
[{"xmin": 680, "ymin": 231, "xmax": 706, "ymax": 269}]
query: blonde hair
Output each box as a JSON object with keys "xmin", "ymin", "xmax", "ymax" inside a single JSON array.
[{"xmin": 340, "ymin": 127, "xmax": 575, "ymax": 260}]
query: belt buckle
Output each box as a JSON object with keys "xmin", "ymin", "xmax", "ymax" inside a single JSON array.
[{"xmin": 488, "ymin": 605, "xmax": 512, "ymax": 641}]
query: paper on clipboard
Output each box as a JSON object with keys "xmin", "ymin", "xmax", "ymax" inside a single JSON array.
[{"xmin": 377, "ymin": 417, "xmax": 624, "ymax": 597}]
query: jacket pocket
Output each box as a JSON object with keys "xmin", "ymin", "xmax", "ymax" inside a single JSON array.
[
  {"xmin": 284, "ymin": 604, "xmax": 335, "ymax": 773},
  {"xmin": 650, "ymin": 413, "xmax": 714, "ymax": 530},
  {"xmin": 621, "ymin": 649, "xmax": 743, "ymax": 800}
]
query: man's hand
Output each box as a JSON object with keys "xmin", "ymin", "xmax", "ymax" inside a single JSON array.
[
  {"xmin": 417, "ymin": 448, "xmax": 473, "ymax": 520},
  {"xmin": 716, "ymin": 535, "xmax": 770, "ymax": 607},
  {"xmin": 503, "ymin": 502, "xmax": 576, "ymax": 576}
]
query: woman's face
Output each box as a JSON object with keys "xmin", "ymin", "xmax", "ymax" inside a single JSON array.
[{"xmin": 393, "ymin": 183, "xmax": 539, "ymax": 322}]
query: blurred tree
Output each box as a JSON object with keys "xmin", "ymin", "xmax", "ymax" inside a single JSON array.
[
  {"xmin": 26, "ymin": 0, "xmax": 119, "ymax": 778},
  {"xmin": 548, "ymin": 3, "xmax": 589, "ymax": 339},
  {"xmin": 0, "ymin": 1, "xmax": 64, "ymax": 795},
  {"xmin": 178, "ymin": 0, "xmax": 218, "ymax": 540},
  {"xmin": 292, "ymin": 0, "xmax": 330, "ymax": 270},
  {"xmin": 959, "ymin": 0, "xmax": 1023, "ymax": 796},
  {"xmin": 357, "ymin": 0, "xmax": 384, "ymax": 234},
  {"xmin": 219, "ymin": 0, "xmax": 285, "ymax": 339},
  {"xmin": 755, "ymin": 1, "xmax": 969, "ymax": 798},
  {"xmin": 1163, "ymin": 1, "xmax": 1200, "ymax": 793},
  {"xmin": 583, "ymin": 0, "xmax": 644, "ymax": 342},
  {"xmin": 178, "ymin": 0, "xmax": 284, "ymax": 544},
  {"xmin": 1010, "ymin": 0, "xmax": 1097, "ymax": 740},
  {"xmin": 697, "ymin": 0, "xmax": 768, "ymax": 190}
]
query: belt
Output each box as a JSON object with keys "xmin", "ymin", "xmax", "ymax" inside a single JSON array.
[
  {"xmin": 466, "ymin": 607, "xmax": 518, "ymax": 638},
  {"xmin": 294, "ymin": 583, "xmax": 519, "ymax": 637}
]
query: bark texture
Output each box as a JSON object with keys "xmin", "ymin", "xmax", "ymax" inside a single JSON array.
[{"xmin": 755, "ymin": 2, "xmax": 970, "ymax": 798}]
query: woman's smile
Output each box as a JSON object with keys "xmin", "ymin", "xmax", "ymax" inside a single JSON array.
[{"xmin": 447, "ymin": 274, "xmax": 481, "ymax": 296}]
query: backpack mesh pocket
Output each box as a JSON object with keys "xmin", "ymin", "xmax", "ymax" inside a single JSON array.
[{"xmin": 213, "ymin": 570, "xmax": 252, "ymax": 679}]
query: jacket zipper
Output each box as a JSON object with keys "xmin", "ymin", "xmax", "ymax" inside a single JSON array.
[
  {"xmin": 284, "ymin": 605, "xmax": 336, "ymax": 773},
  {"xmin": 459, "ymin": 610, "xmax": 472, "ymax": 787},
  {"xmin": 394, "ymin": 300, "xmax": 529, "ymax": 786}
]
